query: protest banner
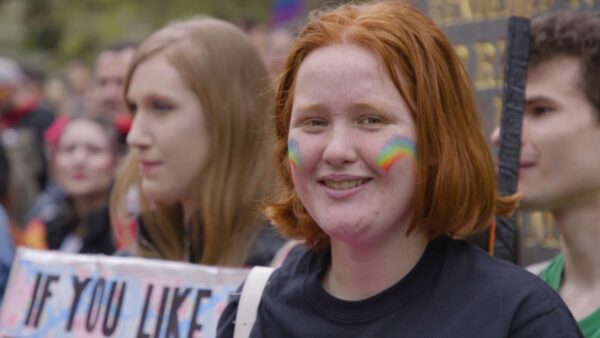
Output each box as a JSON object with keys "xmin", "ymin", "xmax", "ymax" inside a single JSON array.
[{"xmin": 0, "ymin": 248, "xmax": 249, "ymax": 338}]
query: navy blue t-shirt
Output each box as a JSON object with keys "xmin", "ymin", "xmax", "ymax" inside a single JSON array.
[{"xmin": 217, "ymin": 235, "xmax": 582, "ymax": 338}]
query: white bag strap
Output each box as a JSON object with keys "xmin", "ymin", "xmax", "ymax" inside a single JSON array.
[{"xmin": 234, "ymin": 266, "xmax": 275, "ymax": 338}]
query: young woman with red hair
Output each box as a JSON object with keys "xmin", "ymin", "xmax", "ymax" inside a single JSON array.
[{"xmin": 218, "ymin": 2, "xmax": 581, "ymax": 337}]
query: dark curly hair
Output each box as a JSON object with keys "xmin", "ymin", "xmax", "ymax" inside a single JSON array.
[{"xmin": 529, "ymin": 10, "xmax": 600, "ymax": 119}]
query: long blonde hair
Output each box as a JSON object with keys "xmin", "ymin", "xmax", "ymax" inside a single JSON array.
[{"xmin": 111, "ymin": 17, "xmax": 274, "ymax": 266}]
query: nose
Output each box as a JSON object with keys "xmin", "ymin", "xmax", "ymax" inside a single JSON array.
[
  {"xmin": 127, "ymin": 113, "xmax": 152, "ymax": 151},
  {"xmin": 104, "ymin": 82, "xmax": 122, "ymax": 98},
  {"xmin": 322, "ymin": 126, "xmax": 358, "ymax": 168},
  {"xmin": 100, "ymin": 84, "xmax": 123, "ymax": 108},
  {"xmin": 71, "ymin": 146, "xmax": 88, "ymax": 164}
]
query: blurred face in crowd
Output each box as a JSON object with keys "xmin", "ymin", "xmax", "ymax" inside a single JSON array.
[
  {"xmin": 492, "ymin": 57, "xmax": 600, "ymax": 212},
  {"xmin": 65, "ymin": 60, "xmax": 91, "ymax": 94},
  {"xmin": 288, "ymin": 43, "xmax": 418, "ymax": 248},
  {"xmin": 92, "ymin": 49, "xmax": 134, "ymax": 119},
  {"xmin": 55, "ymin": 119, "xmax": 116, "ymax": 197},
  {"xmin": 126, "ymin": 54, "xmax": 211, "ymax": 205}
]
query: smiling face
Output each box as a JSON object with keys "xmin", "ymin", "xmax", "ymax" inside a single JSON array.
[
  {"xmin": 288, "ymin": 43, "xmax": 418, "ymax": 248},
  {"xmin": 126, "ymin": 54, "xmax": 211, "ymax": 205},
  {"xmin": 55, "ymin": 119, "xmax": 115, "ymax": 197},
  {"xmin": 493, "ymin": 57, "xmax": 600, "ymax": 211}
]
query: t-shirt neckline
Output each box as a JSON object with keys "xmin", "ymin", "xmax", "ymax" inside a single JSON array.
[{"xmin": 302, "ymin": 235, "xmax": 449, "ymax": 324}]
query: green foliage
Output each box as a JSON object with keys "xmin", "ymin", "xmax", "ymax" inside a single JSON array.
[
  {"xmin": 17, "ymin": 0, "xmax": 276, "ymax": 67},
  {"xmin": 22, "ymin": 0, "xmax": 63, "ymax": 51}
]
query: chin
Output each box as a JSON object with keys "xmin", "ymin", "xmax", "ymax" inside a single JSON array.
[
  {"xmin": 68, "ymin": 187, "xmax": 109, "ymax": 199},
  {"xmin": 321, "ymin": 220, "xmax": 369, "ymax": 243},
  {"xmin": 141, "ymin": 185, "xmax": 180, "ymax": 205},
  {"xmin": 64, "ymin": 185, "xmax": 93, "ymax": 196}
]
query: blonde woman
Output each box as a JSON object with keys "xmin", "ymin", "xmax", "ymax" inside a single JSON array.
[{"xmin": 111, "ymin": 17, "xmax": 283, "ymax": 266}]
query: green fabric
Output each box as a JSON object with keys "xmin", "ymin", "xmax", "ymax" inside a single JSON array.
[{"xmin": 540, "ymin": 254, "xmax": 600, "ymax": 338}]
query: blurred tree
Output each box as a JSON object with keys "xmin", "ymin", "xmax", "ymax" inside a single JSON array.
[
  {"xmin": 22, "ymin": 0, "xmax": 63, "ymax": 52},
  {"xmin": 18, "ymin": 0, "xmax": 274, "ymax": 67},
  {"xmin": 6, "ymin": 0, "xmax": 356, "ymax": 70}
]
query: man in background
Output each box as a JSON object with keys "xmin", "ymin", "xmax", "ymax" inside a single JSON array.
[
  {"xmin": 492, "ymin": 11, "xmax": 600, "ymax": 337},
  {"xmin": 89, "ymin": 42, "xmax": 136, "ymax": 120},
  {"xmin": 88, "ymin": 42, "xmax": 136, "ymax": 150}
]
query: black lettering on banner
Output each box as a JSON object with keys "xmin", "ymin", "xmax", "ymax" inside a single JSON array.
[
  {"xmin": 33, "ymin": 274, "xmax": 60, "ymax": 328},
  {"xmin": 137, "ymin": 284, "xmax": 154, "ymax": 338},
  {"xmin": 102, "ymin": 281, "xmax": 127, "ymax": 336},
  {"xmin": 154, "ymin": 286, "xmax": 171, "ymax": 337},
  {"xmin": 165, "ymin": 287, "xmax": 191, "ymax": 337},
  {"xmin": 187, "ymin": 289, "xmax": 212, "ymax": 338},
  {"xmin": 66, "ymin": 276, "xmax": 92, "ymax": 331},
  {"xmin": 24, "ymin": 272, "xmax": 43, "ymax": 327},
  {"xmin": 85, "ymin": 278, "xmax": 106, "ymax": 332}
]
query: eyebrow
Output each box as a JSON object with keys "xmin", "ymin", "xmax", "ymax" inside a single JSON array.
[
  {"xmin": 350, "ymin": 101, "xmax": 394, "ymax": 114},
  {"xmin": 525, "ymin": 95, "xmax": 557, "ymax": 106},
  {"xmin": 126, "ymin": 92, "xmax": 175, "ymax": 105},
  {"xmin": 291, "ymin": 102, "xmax": 326, "ymax": 114},
  {"xmin": 292, "ymin": 101, "xmax": 394, "ymax": 114}
]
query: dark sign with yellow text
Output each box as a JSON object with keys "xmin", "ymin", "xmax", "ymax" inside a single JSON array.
[{"xmin": 415, "ymin": 0, "xmax": 600, "ymax": 265}]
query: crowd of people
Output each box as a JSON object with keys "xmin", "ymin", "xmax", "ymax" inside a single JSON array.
[{"xmin": 0, "ymin": 1, "xmax": 598, "ymax": 337}]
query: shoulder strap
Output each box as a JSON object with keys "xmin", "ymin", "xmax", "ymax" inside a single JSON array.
[{"xmin": 234, "ymin": 266, "xmax": 275, "ymax": 338}]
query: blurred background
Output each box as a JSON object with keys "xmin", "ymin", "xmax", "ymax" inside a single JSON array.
[{"xmin": 0, "ymin": 0, "xmax": 321, "ymax": 67}]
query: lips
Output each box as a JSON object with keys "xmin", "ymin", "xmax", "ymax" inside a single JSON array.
[
  {"xmin": 518, "ymin": 160, "xmax": 536, "ymax": 178},
  {"xmin": 72, "ymin": 172, "xmax": 87, "ymax": 180},
  {"xmin": 139, "ymin": 160, "xmax": 162, "ymax": 174},
  {"xmin": 318, "ymin": 174, "xmax": 372, "ymax": 199},
  {"xmin": 324, "ymin": 178, "xmax": 369, "ymax": 190},
  {"xmin": 519, "ymin": 160, "xmax": 536, "ymax": 168}
]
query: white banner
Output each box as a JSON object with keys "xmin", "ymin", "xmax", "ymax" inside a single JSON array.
[{"xmin": 0, "ymin": 248, "xmax": 249, "ymax": 337}]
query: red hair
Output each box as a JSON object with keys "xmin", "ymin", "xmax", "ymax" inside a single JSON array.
[{"xmin": 265, "ymin": 1, "xmax": 519, "ymax": 250}]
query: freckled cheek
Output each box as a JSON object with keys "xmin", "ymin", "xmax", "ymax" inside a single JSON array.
[
  {"xmin": 290, "ymin": 168, "xmax": 314, "ymax": 210},
  {"xmin": 289, "ymin": 138, "xmax": 322, "ymax": 170},
  {"xmin": 392, "ymin": 157, "xmax": 417, "ymax": 179},
  {"xmin": 288, "ymin": 138, "xmax": 321, "ymax": 188},
  {"xmin": 363, "ymin": 147, "xmax": 386, "ymax": 173},
  {"xmin": 289, "ymin": 155, "xmax": 312, "ymax": 186},
  {"xmin": 388, "ymin": 160, "xmax": 418, "ymax": 194},
  {"xmin": 289, "ymin": 168, "xmax": 302, "ymax": 190}
]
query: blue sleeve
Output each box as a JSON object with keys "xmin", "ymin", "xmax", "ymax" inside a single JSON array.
[{"xmin": 0, "ymin": 207, "xmax": 14, "ymax": 305}]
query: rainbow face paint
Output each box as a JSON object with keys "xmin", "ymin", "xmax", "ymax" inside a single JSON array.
[
  {"xmin": 376, "ymin": 136, "xmax": 417, "ymax": 172},
  {"xmin": 288, "ymin": 139, "xmax": 302, "ymax": 169}
]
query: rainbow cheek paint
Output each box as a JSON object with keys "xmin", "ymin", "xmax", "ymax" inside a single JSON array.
[
  {"xmin": 288, "ymin": 139, "xmax": 302, "ymax": 169},
  {"xmin": 376, "ymin": 136, "xmax": 417, "ymax": 172}
]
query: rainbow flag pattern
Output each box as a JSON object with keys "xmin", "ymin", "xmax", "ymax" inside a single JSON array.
[
  {"xmin": 288, "ymin": 139, "xmax": 302, "ymax": 169},
  {"xmin": 376, "ymin": 136, "xmax": 417, "ymax": 172}
]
